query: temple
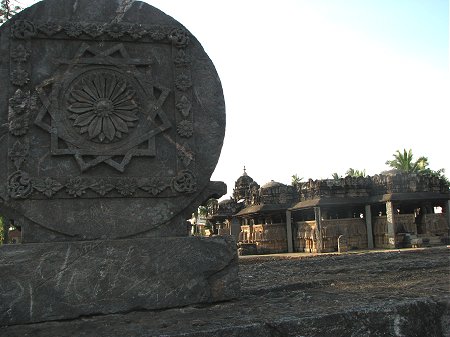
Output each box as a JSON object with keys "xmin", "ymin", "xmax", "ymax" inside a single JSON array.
[{"xmin": 208, "ymin": 169, "xmax": 450, "ymax": 254}]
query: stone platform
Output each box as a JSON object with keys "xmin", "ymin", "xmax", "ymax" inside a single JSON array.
[
  {"xmin": 1, "ymin": 246, "xmax": 448, "ymax": 337},
  {"xmin": 0, "ymin": 236, "xmax": 239, "ymax": 326}
]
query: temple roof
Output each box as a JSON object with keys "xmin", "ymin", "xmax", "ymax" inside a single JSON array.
[
  {"xmin": 290, "ymin": 191, "xmax": 449, "ymax": 211},
  {"xmin": 261, "ymin": 180, "xmax": 285, "ymax": 189},
  {"xmin": 219, "ymin": 198, "xmax": 236, "ymax": 206},
  {"xmin": 235, "ymin": 204, "xmax": 288, "ymax": 217},
  {"xmin": 235, "ymin": 167, "xmax": 255, "ymax": 189}
]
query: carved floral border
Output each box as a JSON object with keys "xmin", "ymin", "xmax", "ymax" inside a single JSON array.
[
  {"xmin": 5, "ymin": 19, "xmax": 198, "ymax": 200},
  {"xmin": 7, "ymin": 170, "xmax": 196, "ymax": 199},
  {"xmin": 11, "ymin": 20, "xmax": 191, "ymax": 45}
]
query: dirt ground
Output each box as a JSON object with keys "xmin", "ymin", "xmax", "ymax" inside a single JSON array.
[
  {"xmin": 239, "ymin": 247, "xmax": 449, "ymax": 313},
  {"xmin": 2, "ymin": 246, "xmax": 449, "ymax": 337}
]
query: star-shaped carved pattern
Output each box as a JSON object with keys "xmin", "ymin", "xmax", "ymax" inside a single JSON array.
[{"xmin": 35, "ymin": 43, "xmax": 171, "ymax": 172}]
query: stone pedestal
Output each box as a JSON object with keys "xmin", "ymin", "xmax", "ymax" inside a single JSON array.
[{"xmin": 0, "ymin": 236, "xmax": 239, "ymax": 326}]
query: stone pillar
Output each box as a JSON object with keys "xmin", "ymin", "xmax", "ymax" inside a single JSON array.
[
  {"xmin": 230, "ymin": 217, "xmax": 241, "ymax": 242},
  {"xmin": 286, "ymin": 210, "xmax": 293, "ymax": 253},
  {"xmin": 314, "ymin": 207, "xmax": 323, "ymax": 253},
  {"xmin": 338, "ymin": 235, "xmax": 348, "ymax": 253},
  {"xmin": 386, "ymin": 201, "xmax": 396, "ymax": 248},
  {"xmin": 365, "ymin": 205, "xmax": 374, "ymax": 249},
  {"xmin": 447, "ymin": 200, "xmax": 450, "ymax": 237}
]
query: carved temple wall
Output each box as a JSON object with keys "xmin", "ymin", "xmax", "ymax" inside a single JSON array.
[{"xmin": 294, "ymin": 218, "xmax": 367, "ymax": 253}]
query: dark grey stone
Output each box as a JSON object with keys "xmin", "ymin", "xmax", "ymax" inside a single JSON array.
[
  {"xmin": 0, "ymin": 235, "xmax": 239, "ymax": 325},
  {"xmin": 0, "ymin": 0, "xmax": 238, "ymax": 327},
  {"xmin": 0, "ymin": 0, "xmax": 226, "ymax": 242}
]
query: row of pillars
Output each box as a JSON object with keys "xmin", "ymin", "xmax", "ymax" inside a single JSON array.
[{"xmin": 286, "ymin": 200, "xmax": 450, "ymax": 253}]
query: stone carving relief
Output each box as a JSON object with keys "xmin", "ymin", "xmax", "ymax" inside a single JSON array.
[
  {"xmin": 10, "ymin": 44, "xmax": 30, "ymax": 86},
  {"xmin": 10, "ymin": 66, "xmax": 29, "ymax": 86},
  {"xmin": 36, "ymin": 21, "xmax": 62, "ymax": 36},
  {"xmin": 34, "ymin": 43, "xmax": 171, "ymax": 173},
  {"xmin": 177, "ymin": 120, "xmax": 194, "ymax": 138},
  {"xmin": 172, "ymin": 170, "xmax": 196, "ymax": 193},
  {"xmin": 8, "ymin": 89, "xmax": 36, "ymax": 136},
  {"xmin": 33, "ymin": 177, "xmax": 63, "ymax": 198},
  {"xmin": 7, "ymin": 170, "xmax": 33, "ymax": 199},
  {"xmin": 139, "ymin": 179, "xmax": 170, "ymax": 196},
  {"xmin": 176, "ymin": 95, "xmax": 192, "ymax": 117},
  {"xmin": 65, "ymin": 177, "xmax": 89, "ymax": 197},
  {"xmin": 11, "ymin": 20, "xmax": 36, "ymax": 39},
  {"xmin": 174, "ymin": 49, "xmax": 191, "ymax": 67},
  {"xmin": 168, "ymin": 28, "xmax": 190, "ymax": 48},
  {"xmin": 6, "ymin": 174, "xmax": 180, "ymax": 199},
  {"xmin": 8, "ymin": 140, "xmax": 29, "ymax": 170},
  {"xmin": 67, "ymin": 71, "xmax": 139, "ymax": 143},
  {"xmin": 4, "ymin": 19, "xmax": 199, "ymax": 200},
  {"xmin": 12, "ymin": 20, "xmax": 191, "ymax": 44},
  {"xmin": 115, "ymin": 178, "xmax": 137, "ymax": 196},
  {"xmin": 175, "ymin": 74, "xmax": 192, "ymax": 91}
]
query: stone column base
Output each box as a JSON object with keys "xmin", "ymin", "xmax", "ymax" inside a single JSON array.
[{"xmin": 0, "ymin": 236, "xmax": 240, "ymax": 326}]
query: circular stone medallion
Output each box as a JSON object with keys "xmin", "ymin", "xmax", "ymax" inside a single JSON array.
[{"xmin": 0, "ymin": 0, "xmax": 225, "ymax": 241}]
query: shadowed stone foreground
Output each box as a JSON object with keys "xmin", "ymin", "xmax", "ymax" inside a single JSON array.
[
  {"xmin": 1, "ymin": 247, "xmax": 448, "ymax": 337},
  {"xmin": 0, "ymin": 236, "xmax": 239, "ymax": 326}
]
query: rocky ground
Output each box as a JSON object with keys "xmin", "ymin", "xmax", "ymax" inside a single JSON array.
[{"xmin": 2, "ymin": 246, "xmax": 449, "ymax": 337}]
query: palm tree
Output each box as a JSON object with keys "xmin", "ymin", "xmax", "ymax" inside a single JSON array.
[
  {"xmin": 205, "ymin": 198, "xmax": 218, "ymax": 216},
  {"xmin": 0, "ymin": 0, "xmax": 21, "ymax": 24},
  {"xmin": 385, "ymin": 149, "xmax": 429, "ymax": 173},
  {"xmin": 345, "ymin": 168, "xmax": 366, "ymax": 177},
  {"xmin": 332, "ymin": 173, "xmax": 342, "ymax": 180},
  {"xmin": 291, "ymin": 174, "xmax": 303, "ymax": 187},
  {"xmin": 198, "ymin": 206, "xmax": 208, "ymax": 218}
]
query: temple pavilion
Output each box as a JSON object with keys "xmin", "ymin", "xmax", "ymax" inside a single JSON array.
[{"xmin": 208, "ymin": 169, "xmax": 450, "ymax": 254}]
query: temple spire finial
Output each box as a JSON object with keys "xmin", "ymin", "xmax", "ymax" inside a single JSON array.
[{"xmin": 243, "ymin": 165, "xmax": 247, "ymax": 175}]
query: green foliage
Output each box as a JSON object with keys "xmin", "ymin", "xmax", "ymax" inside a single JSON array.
[
  {"xmin": 420, "ymin": 168, "xmax": 450, "ymax": 185},
  {"xmin": 291, "ymin": 174, "xmax": 303, "ymax": 186},
  {"xmin": 385, "ymin": 149, "xmax": 429, "ymax": 173},
  {"xmin": 345, "ymin": 168, "xmax": 366, "ymax": 177},
  {"xmin": 205, "ymin": 198, "xmax": 218, "ymax": 216},
  {"xmin": 0, "ymin": 0, "xmax": 21, "ymax": 24},
  {"xmin": 332, "ymin": 172, "xmax": 342, "ymax": 180},
  {"xmin": 385, "ymin": 149, "xmax": 448, "ymax": 185},
  {"xmin": 197, "ymin": 205, "xmax": 208, "ymax": 217}
]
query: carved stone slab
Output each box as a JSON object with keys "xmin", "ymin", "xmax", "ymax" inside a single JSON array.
[
  {"xmin": 0, "ymin": 0, "xmax": 226, "ymax": 241},
  {"xmin": 0, "ymin": 235, "xmax": 239, "ymax": 325}
]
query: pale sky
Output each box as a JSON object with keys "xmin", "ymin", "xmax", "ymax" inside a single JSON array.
[{"xmin": 17, "ymin": 0, "xmax": 450, "ymax": 200}]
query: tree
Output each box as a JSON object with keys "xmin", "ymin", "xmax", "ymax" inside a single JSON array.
[
  {"xmin": 291, "ymin": 174, "xmax": 303, "ymax": 187},
  {"xmin": 332, "ymin": 173, "xmax": 342, "ymax": 180},
  {"xmin": 0, "ymin": 0, "xmax": 21, "ymax": 24},
  {"xmin": 205, "ymin": 198, "xmax": 218, "ymax": 216},
  {"xmin": 345, "ymin": 168, "xmax": 366, "ymax": 177},
  {"xmin": 385, "ymin": 149, "xmax": 429, "ymax": 173},
  {"xmin": 198, "ymin": 205, "xmax": 208, "ymax": 218},
  {"xmin": 421, "ymin": 167, "xmax": 449, "ymax": 185}
]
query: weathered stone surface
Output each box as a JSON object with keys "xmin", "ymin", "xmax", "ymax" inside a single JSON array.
[
  {"xmin": 1, "ymin": 248, "xmax": 448, "ymax": 336},
  {"xmin": 0, "ymin": 235, "xmax": 239, "ymax": 325},
  {"xmin": 0, "ymin": 0, "xmax": 226, "ymax": 242}
]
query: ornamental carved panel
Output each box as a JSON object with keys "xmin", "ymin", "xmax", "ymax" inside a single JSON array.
[{"xmin": 0, "ymin": 0, "xmax": 226, "ymax": 241}]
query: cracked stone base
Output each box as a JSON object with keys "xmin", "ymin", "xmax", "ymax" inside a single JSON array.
[{"xmin": 0, "ymin": 236, "xmax": 240, "ymax": 326}]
